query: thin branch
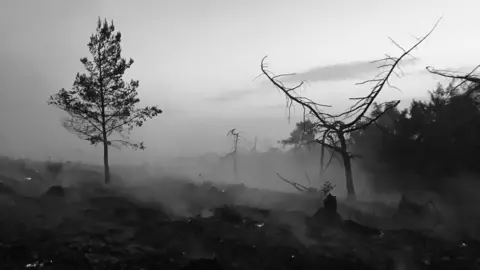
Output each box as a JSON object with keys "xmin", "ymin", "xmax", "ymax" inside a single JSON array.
[
  {"xmin": 260, "ymin": 56, "xmax": 334, "ymax": 129},
  {"xmin": 341, "ymin": 18, "xmax": 441, "ymax": 130},
  {"xmin": 426, "ymin": 65, "xmax": 480, "ymax": 83},
  {"xmin": 345, "ymin": 100, "xmax": 400, "ymax": 133},
  {"xmin": 319, "ymin": 146, "xmax": 336, "ymax": 178},
  {"xmin": 62, "ymin": 117, "xmax": 101, "ymax": 143},
  {"xmin": 312, "ymin": 139, "xmax": 343, "ymax": 153},
  {"xmin": 276, "ymin": 173, "xmax": 309, "ymax": 192},
  {"xmin": 364, "ymin": 116, "xmax": 395, "ymax": 136}
]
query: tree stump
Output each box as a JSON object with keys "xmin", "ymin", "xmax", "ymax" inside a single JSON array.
[
  {"xmin": 312, "ymin": 193, "xmax": 342, "ymax": 226},
  {"xmin": 323, "ymin": 193, "xmax": 337, "ymax": 214}
]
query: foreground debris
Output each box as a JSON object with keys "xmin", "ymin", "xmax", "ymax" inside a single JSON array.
[{"xmin": 0, "ymin": 180, "xmax": 479, "ymax": 270}]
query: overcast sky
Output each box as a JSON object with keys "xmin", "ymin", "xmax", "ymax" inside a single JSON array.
[{"xmin": 0, "ymin": 0, "xmax": 479, "ymax": 164}]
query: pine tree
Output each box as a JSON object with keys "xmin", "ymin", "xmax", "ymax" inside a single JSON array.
[{"xmin": 48, "ymin": 18, "xmax": 162, "ymax": 184}]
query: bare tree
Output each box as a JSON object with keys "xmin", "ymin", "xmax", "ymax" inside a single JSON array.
[
  {"xmin": 224, "ymin": 128, "xmax": 241, "ymax": 183},
  {"xmin": 259, "ymin": 20, "xmax": 440, "ymax": 201},
  {"xmin": 250, "ymin": 136, "xmax": 258, "ymax": 153}
]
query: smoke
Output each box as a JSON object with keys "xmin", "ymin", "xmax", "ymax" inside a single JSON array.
[{"xmin": 3, "ymin": 131, "xmax": 480, "ymax": 245}]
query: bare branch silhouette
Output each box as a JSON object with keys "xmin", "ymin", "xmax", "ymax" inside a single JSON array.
[{"xmin": 259, "ymin": 18, "xmax": 441, "ymax": 200}]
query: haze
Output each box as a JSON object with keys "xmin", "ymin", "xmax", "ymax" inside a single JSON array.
[{"xmin": 1, "ymin": 0, "xmax": 479, "ymax": 165}]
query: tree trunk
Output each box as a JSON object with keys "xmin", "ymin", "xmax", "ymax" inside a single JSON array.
[
  {"xmin": 102, "ymin": 133, "xmax": 111, "ymax": 185},
  {"xmin": 338, "ymin": 131, "xmax": 356, "ymax": 201},
  {"xmin": 320, "ymin": 132, "xmax": 327, "ymax": 181},
  {"xmin": 233, "ymin": 153, "xmax": 238, "ymax": 183}
]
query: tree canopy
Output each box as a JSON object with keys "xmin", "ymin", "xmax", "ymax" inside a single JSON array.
[{"xmin": 279, "ymin": 120, "xmax": 317, "ymax": 149}]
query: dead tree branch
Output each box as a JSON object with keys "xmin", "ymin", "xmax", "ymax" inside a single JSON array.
[
  {"xmin": 276, "ymin": 173, "xmax": 317, "ymax": 193},
  {"xmin": 276, "ymin": 173, "xmax": 309, "ymax": 192},
  {"xmin": 227, "ymin": 128, "xmax": 241, "ymax": 183},
  {"xmin": 426, "ymin": 65, "xmax": 480, "ymax": 95},
  {"xmin": 259, "ymin": 18, "xmax": 441, "ymax": 200}
]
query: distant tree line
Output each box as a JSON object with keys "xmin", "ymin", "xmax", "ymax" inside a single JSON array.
[{"xmin": 350, "ymin": 81, "xmax": 480, "ymax": 195}]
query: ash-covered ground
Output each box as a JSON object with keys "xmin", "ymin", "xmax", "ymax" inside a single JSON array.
[{"xmin": 0, "ymin": 159, "xmax": 479, "ymax": 270}]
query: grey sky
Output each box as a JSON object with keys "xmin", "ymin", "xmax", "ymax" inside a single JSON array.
[
  {"xmin": 0, "ymin": 0, "xmax": 479, "ymax": 164},
  {"xmin": 283, "ymin": 59, "xmax": 419, "ymax": 83}
]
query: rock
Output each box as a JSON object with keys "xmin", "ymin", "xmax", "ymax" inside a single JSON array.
[{"xmin": 44, "ymin": 185, "xmax": 65, "ymax": 198}]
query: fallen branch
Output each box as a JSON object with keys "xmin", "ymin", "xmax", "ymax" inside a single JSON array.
[{"xmin": 276, "ymin": 173, "xmax": 310, "ymax": 192}]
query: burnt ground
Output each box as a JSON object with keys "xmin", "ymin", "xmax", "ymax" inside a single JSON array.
[{"xmin": 0, "ymin": 177, "xmax": 479, "ymax": 270}]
